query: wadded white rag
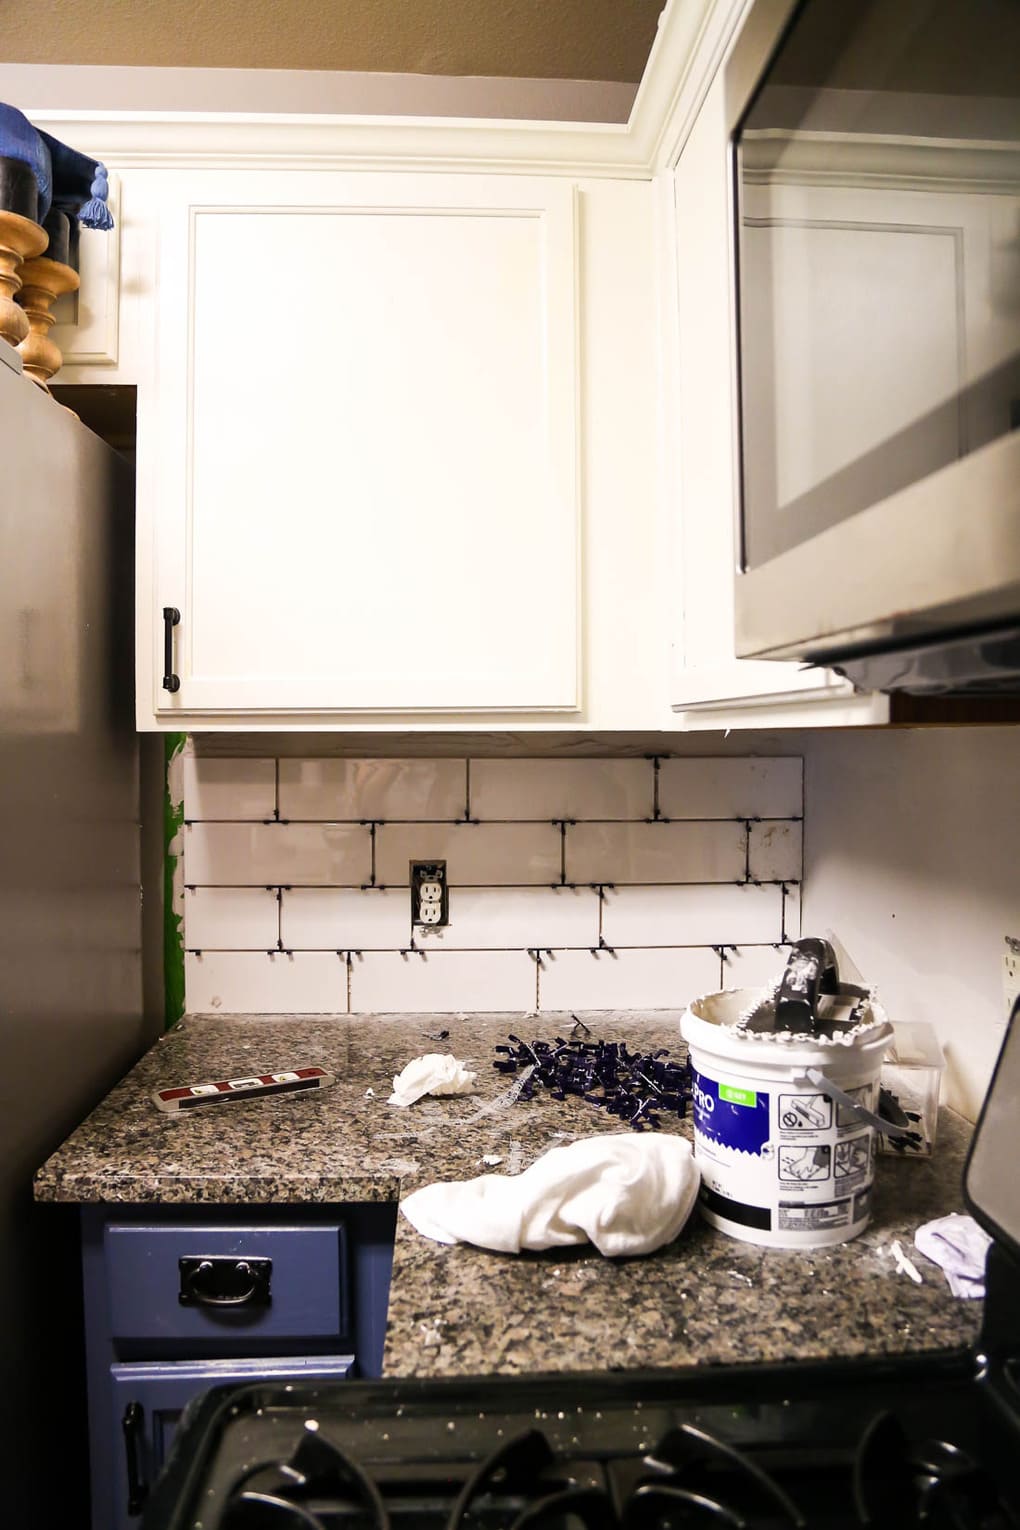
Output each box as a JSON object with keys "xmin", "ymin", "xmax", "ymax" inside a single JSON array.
[
  {"xmin": 914, "ymin": 1213, "xmax": 991, "ymax": 1298},
  {"xmin": 400, "ymin": 1133, "xmax": 700, "ymax": 1258},
  {"xmin": 388, "ymin": 1053, "xmax": 477, "ymax": 1108}
]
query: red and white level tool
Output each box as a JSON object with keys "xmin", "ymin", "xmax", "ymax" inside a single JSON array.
[{"xmin": 153, "ymin": 1066, "xmax": 336, "ymax": 1112}]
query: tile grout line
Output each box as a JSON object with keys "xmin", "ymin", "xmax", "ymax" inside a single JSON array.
[{"xmin": 178, "ymin": 813, "xmax": 806, "ymax": 826}]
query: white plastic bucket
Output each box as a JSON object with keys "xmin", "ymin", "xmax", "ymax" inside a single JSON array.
[{"xmin": 681, "ymin": 988, "xmax": 893, "ymax": 1249}]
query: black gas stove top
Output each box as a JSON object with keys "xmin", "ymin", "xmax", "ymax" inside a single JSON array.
[
  {"xmin": 142, "ymin": 1010, "xmax": 1020, "ymax": 1530},
  {"xmin": 141, "ymin": 1323, "xmax": 1020, "ymax": 1529}
]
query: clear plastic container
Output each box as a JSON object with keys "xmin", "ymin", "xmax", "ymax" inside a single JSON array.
[{"xmin": 879, "ymin": 1021, "xmax": 945, "ymax": 1157}]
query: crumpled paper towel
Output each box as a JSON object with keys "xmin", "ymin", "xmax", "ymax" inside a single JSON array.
[
  {"xmin": 387, "ymin": 1053, "xmax": 477, "ymax": 1108},
  {"xmin": 400, "ymin": 1133, "xmax": 700, "ymax": 1258},
  {"xmin": 914, "ymin": 1213, "xmax": 992, "ymax": 1298}
]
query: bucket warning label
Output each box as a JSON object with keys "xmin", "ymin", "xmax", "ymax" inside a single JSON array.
[
  {"xmin": 778, "ymin": 1144, "xmax": 831, "ymax": 1183},
  {"xmin": 779, "ymin": 1092, "xmax": 831, "ymax": 1131},
  {"xmin": 834, "ymin": 1132, "xmax": 872, "ymax": 1190},
  {"xmin": 777, "ymin": 1197, "xmax": 852, "ymax": 1231},
  {"xmin": 691, "ymin": 1068, "xmax": 770, "ymax": 1155}
]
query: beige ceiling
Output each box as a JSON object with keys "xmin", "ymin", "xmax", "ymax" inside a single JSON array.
[{"xmin": 2, "ymin": 0, "xmax": 664, "ymax": 82}]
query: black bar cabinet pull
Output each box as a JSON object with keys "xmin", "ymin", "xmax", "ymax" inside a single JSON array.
[
  {"xmin": 122, "ymin": 1401, "xmax": 148, "ymax": 1515},
  {"xmin": 162, "ymin": 606, "xmax": 181, "ymax": 693}
]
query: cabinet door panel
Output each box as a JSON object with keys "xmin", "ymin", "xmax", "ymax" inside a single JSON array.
[
  {"xmin": 149, "ymin": 173, "xmax": 579, "ymax": 716},
  {"xmin": 110, "ymin": 1356, "xmax": 354, "ymax": 1528}
]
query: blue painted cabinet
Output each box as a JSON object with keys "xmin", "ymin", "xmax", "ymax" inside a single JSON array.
[{"xmin": 82, "ymin": 1205, "xmax": 396, "ymax": 1530}]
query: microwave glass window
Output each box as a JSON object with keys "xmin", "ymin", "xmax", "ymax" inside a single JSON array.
[{"xmin": 734, "ymin": 0, "xmax": 1020, "ymax": 571}]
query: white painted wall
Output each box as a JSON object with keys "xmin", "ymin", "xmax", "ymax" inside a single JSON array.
[{"xmin": 800, "ymin": 726, "xmax": 1020, "ymax": 1122}]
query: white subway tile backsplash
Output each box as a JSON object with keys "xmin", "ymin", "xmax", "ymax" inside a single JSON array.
[
  {"xmin": 177, "ymin": 753, "xmax": 807, "ymax": 1018},
  {"xmin": 182, "ymin": 756, "xmax": 276, "ymax": 821},
  {"xmin": 600, "ymin": 883, "xmax": 783, "ymax": 948},
  {"xmin": 281, "ymin": 888, "xmax": 410, "ymax": 950},
  {"xmin": 565, "ymin": 821, "xmax": 746, "ymax": 885},
  {"xmin": 537, "ymin": 946, "xmax": 720, "ymax": 1011},
  {"xmin": 185, "ymin": 887, "xmax": 279, "ymax": 950},
  {"xmin": 749, "ymin": 820, "xmax": 802, "ymax": 883},
  {"xmin": 470, "ymin": 758, "xmax": 652, "ymax": 822},
  {"xmin": 185, "ymin": 951, "xmax": 348, "ymax": 1014},
  {"xmin": 420, "ymin": 886, "xmax": 599, "ymax": 951},
  {"xmin": 184, "ymin": 822, "xmax": 372, "ymax": 886},
  {"xmin": 375, "ymin": 822, "xmax": 561, "ymax": 887},
  {"xmin": 349, "ymin": 950, "xmax": 536, "ymax": 1014},
  {"xmin": 719, "ymin": 945, "xmax": 788, "ymax": 991},
  {"xmin": 279, "ymin": 758, "xmax": 466, "ymax": 822},
  {"xmin": 658, "ymin": 757, "xmax": 801, "ymax": 821}
]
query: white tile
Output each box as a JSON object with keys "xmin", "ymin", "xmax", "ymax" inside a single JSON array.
[
  {"xmin": 749, "ymin": 820, "xmax": 802, "ymax": 882},
  {"xmin": 418, "ymin": 886, "xmax": 599, "ymax": 950},
  {"xmin": 718, "ymin": 945, "xmax": 787, "ymax": 991},
  {"xmin": 185, "ymin": 951, "xmax": 347, "ymax": 1014},
  {"xmin": 658, "ymin": 756, "xmax": 802, "ymax": 821},
  {"xmin": 279, "ymin": 758, "xmax": 466, "ymax": 822},
  {"xmin": 565, "ymin": 821, "xmax": 746, "ymax": 885},
  {"xmin": 537, "ymin": 947, "xmax": 720, "ymax": 1012},
  {"xmin": 184, "ymin": 887, "xmax": 279, "ymax": 950},
  {"xmin": 281, "ymin": 888, "xmax": 410, "ymax": 950},
  {"xmin": 375, "ymin": 822, "xmax": 560, "ymax": 887},
  {"xmin": 182, "ymin": 756, "xmax": 276, "ymax": 821},
  {"xmin": 783, "ymin": 883, "xmax": 802, "ymax": 941},
  {"xmin": 349, "ymin": 950, "xmax": 536, "ymax": 1014},
  {"xmin": 469, "ymin": 758, "xmax": 653, "ymax": 821},
  {"xmin": 601, "ymin": 884, "xmax": 784, "ymax": 948},
  {"xmin": 184, "ymin": 822, "xmax": 372, "ymax": 886}
]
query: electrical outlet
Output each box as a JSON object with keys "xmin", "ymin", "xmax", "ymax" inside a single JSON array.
[{"xmin": 411, "ymin": 861, "xmax": 448, "ymax": 930}]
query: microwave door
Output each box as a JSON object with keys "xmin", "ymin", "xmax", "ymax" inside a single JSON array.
[{"xmin": 726, "ymin": 0, "xmax": 1020, "ymax": 668}]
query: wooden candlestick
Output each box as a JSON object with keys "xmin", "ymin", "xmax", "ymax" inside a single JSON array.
[
  {"xmin": 16, "ymin": 254, "xmax": 80, "ymax": 389},
  {"xmin": 0, "ymin": 208, "xmax": 48, "ymax": 348}
]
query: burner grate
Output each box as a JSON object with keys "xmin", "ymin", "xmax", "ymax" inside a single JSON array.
[{"xmin": 142, "ymin": 1361, "xmax": 1020, "ymax": 1530}]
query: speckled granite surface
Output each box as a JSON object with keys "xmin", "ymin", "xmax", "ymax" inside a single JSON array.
[{"xmin": 34, "ymin": 1012, "xmax": 982, "ymax": 1375}]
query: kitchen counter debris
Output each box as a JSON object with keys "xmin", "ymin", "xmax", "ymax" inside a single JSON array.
[{"xmin": 34, "ymin": 1012, "xmax": 983, "ymax": 1376}]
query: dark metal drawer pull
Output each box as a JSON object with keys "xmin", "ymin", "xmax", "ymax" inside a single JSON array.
[
  {"xmin": 162, "ymin": 605, "xmax": 180, "ymax": 693},
  {"xmin": 122, "ymin": 1400, "xmax": 148, "ymax": 1515},
  {"xmin": 178, "ymin": 1255, "xmax": 272, "ymax": 1308}
]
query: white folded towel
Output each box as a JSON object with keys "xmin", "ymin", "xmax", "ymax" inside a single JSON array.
[
  {"xmin": 914, "ymin": 1213, "xmax": 992, "ymax": 1298},
  {"xmin": 388, "ymin": 1053, "xmax": 477, "ymax": 1108},
  {"xmin": 400, "ymin": 1133, "xmax": 700, "ymax": 1258}
]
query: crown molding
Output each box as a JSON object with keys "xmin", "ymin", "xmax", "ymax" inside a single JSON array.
[
  {"xmin": 3, "ymin": 0, "xmax": 733, "ymax": 179},
  {"xmin": 633, "ymin": 0, "xmax": 753, "ymax": 171},
  {"xmin": 21, "ymin": 109, "xmax": 647, "ymax": 178}
]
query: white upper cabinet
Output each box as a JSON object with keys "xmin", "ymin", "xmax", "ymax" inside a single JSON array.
[
  {"xmin": 128, "ymin": 158, "xmax": 667, "ymax": 731},
  {"xmin": 141, "ymin": 171, "xmax": 582, "ymax": 722}
]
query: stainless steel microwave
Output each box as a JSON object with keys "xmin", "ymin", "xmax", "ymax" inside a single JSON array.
[{"xmin": 728, "ymin": 0, "xmax": 1020, "ymax": 694}]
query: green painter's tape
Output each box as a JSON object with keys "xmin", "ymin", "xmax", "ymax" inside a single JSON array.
[{"xmin": 163, "ymin": 733, "xmax": 186, "ymax": 1030}]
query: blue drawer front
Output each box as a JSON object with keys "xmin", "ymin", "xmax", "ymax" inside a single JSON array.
[{"xmin": 105, "ymin": 1223, "xmax": 346, "ymax": 1346}]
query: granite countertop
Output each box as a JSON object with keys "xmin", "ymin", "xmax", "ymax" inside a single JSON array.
[{"xmin": 35, "ymin": 1012, "xmax": 983, "ymax": 1376}]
